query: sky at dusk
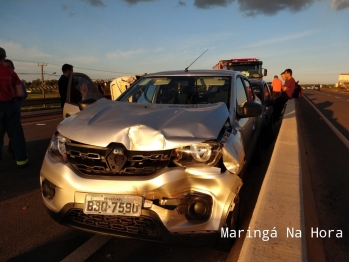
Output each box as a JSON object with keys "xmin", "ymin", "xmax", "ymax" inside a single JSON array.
[{"xmin": 1, "ymin": 0, "xmax": 348, "ymax": 84}]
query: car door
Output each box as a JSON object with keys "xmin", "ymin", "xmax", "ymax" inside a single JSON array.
[
  {"xmin": 263, "ymin": 81, "xmax": 273, "ymax": 126},
  {"xmin": 63, "ymin": 73, "xmax": 102, "ymax": 118},
  {"xmin": 234, "ymin": 76, "xmax": 258, "ymax": 161}
]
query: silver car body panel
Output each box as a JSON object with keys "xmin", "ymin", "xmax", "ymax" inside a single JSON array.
[{"xmin": 58, "ymin": 99, "xmax": 230, "ymax": 150}]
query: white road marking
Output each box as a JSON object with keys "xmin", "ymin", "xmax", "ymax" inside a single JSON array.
[
  {"xmin": 335, "ymin": 96, "xmax": 340, "ymax": 98},
  {"xmin": 61, "ymin": 235, "xmax": 111, "ymax": 262},
  {"xmin": 303, "ymin": 96, "xmax": 349, "ymax": 149},
  {"xmin": 36, "ymin": 123, "xmax": 46, "ymax": 125},
  {"xmin": 22, "ymin": 117, "xmax": 62, "ymax": 126}
]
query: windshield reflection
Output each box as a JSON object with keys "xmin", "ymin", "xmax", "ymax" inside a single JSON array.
[{"xmin": 117, "ymin": 76, "xmax": 231, "ymax": 105}]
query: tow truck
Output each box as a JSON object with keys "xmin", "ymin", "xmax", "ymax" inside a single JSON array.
[{"xmin": 213, "ymin": 58, "xmax": 267, "ymax": 79}]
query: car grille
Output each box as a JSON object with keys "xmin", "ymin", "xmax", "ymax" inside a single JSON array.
[
  {"xmin": 65, "ymin": 209, "xmax": 162, "ymax": 240},
  {"xmin": 66, "ymin": 142, "xmax": 172, "ymax": 176}
]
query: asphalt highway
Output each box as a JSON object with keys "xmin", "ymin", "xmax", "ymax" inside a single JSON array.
[{"xmin": 296, "ymin": 89, "xmax": 349, "ymax": 261}]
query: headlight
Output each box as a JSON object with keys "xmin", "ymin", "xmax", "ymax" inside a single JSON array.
[
  {"xmin": 172, "ymin": 141, "xmax": 222, "ymax": 168},
  {"xmin": 48, "ymin": 132, "xmax": 69, "ymax": 162}
]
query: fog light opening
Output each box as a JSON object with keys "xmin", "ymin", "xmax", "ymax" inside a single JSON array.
[
  {"xmin": 42, "ymin": 179, "xmax": 56, "ymax": 199},
  {"xmin": 190, "ymin": 201, "xmax": 207, "ymax": 217},
  {"xmin": 185, "ymin": 196, "xmax": 212, "ymax": 222}
]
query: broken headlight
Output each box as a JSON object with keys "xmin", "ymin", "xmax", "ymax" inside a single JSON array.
[
  {"xmin": 172, "ymin": 141, "xmax": 222, "ymax": 167},
  {"xmin": 48, "ymin": 132, "xmax": 69, "ymax": 162}
]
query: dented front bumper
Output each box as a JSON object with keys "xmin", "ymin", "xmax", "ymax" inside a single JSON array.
[{"xmin": 40, "ymin": 153, "xmax": 242, "ymax": 242}]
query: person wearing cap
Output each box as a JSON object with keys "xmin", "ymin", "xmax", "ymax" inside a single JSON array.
[
  {"xmin": 0, "ymin": 47, "xmax": 28, "ymax": 167},
  {"xmin": 273, "ymin": 69, "xmax": 296, "ymax": 122},
  {"xmin": 271, "ymin": 75, "xmax": 282, "ymax": 99},
  {"xmin": 58, "ymin": 63, "xmax": 73, "ymax": 109}
]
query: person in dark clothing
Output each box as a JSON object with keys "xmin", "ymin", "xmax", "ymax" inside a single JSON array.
[
  {"xmin": 98, "ymin": 80, "xmax": 105, "ymax": 96},
  {"xmin": 273, "ymin": 68, "xmax": 296, "ymax": 121},
  {"xmin": 58, "ymin": 64, "xmax": 73, "ymax": 109},
  {"xmin": 0, "ymin": 47, "xmax": 28, "ymax": 167}
]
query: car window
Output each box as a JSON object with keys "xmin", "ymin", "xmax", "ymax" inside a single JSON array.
[
  {"xmin": 118, "ymin": 76, "xmax": 231, "ymax": 106},
  {"xmin": 236, "ymin": 77, "xmax": 248, "ymax": 115},
  {"xmin": 243, "ymin": 79, "xmax": 254, "ymax": 101},
  {"xmin": 145, "ymin": 85, "xmax": 157, "ymax": 100},
  {"xmin": 263, "ymin": 83, "xmax": 271, "ymax": 101},
  {"xmin": 251, "ymin": 83, "xmax": 262, "ymax": 100},
  {"xmin": 70, "ymin": 75, "xmax": 101, "ymax": 104}
]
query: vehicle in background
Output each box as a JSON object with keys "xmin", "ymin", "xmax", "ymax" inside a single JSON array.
[
  {"xmin": 313, "ymin": 84, "xmax": 321, "ymax": 91},
  {"xmin": 110, "ymin": 76, "xmax": 138, "ymax": 101},
  {"xmin": 307, "ymin": 86, "xmax": 312, "ymax": 90},
  {"xmin": 250, "ymin": 79, "xmax": 275, "ymax": 144},
  {"xmin": 213, "ymin": 58, "xmax": 267, "ymax": 79},
  {"xmin": 40, "ymin": 69, "xmax": 263, "ymax": 250},
  {"xmin": 110, "ymin": 75, "xmax": 145, "ymax": 100}
]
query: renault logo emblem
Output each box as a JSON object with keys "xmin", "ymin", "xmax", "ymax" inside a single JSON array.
[{"xmin": 113, "ymin": 147, "xmax": 124, "ymax": 155}]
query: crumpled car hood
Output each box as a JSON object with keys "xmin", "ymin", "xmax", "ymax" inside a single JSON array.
[{"xmin": 58, "ymin": 99, "xmax": 229, "ymax": 150}]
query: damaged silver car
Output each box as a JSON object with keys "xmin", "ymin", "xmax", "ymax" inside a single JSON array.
[{"xmin": 40, "ymin": 70, "xmax": 262, "ymax": 248}]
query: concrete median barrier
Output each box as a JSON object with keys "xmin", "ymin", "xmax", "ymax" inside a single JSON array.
[{"xmin": 235, "ymin": 99, "xmax": 307, "ymax": 262}]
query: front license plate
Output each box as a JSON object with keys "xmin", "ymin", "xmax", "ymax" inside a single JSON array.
[{"xmin": 83, "ymin": 194, "xmax": 142, "ymax": 217}]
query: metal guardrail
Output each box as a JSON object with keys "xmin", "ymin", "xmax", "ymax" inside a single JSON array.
[{"xmin": 21, "ymin": 97, "xmax": 61, "ymax": 107}]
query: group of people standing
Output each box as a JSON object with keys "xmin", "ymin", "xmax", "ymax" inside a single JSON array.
[
  {"xmin": 0, "ymin": 53, "xmax": 75, "ymax": 167},
  {"xmin": 0, "ymin": 47, "xmax": 28, "ymax": 167},
  {"xmin": 271, "ymin": 69, "xmax": 296, "ymax": 121}
]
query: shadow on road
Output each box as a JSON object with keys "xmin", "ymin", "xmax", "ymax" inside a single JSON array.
[{"xmin": 0, "ymin": 138, "xmax": 50, "ymax": 201}]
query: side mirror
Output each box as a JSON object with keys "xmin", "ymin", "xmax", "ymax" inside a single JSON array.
[
  {"xmin": 263, "ymin": 69, "xmax": 267, "ymax": 76},
  {"xmin": 78, "ymin": 98, "xmax": 97, "ymax": 111},
  {"xmin": 240, "ymin": 101, "xmax": 263, "ymax": 118}
]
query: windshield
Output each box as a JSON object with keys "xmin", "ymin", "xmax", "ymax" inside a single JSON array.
[
  {"xmin": 117, "ymin": 76, "xmax": 231, "ymax": 105},
  {"xmin": 226, "ymin": 64, "xmax": 262, "ymax": 78}
]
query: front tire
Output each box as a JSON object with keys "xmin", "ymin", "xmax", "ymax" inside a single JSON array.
[{"xmin": 214, "ymin": 199, "xmax": 240, "ymax": 252}]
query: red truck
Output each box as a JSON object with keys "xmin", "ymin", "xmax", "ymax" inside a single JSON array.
[{"xmin": 213, "ymin": 58, "xmax": 267, "ymax": 79}]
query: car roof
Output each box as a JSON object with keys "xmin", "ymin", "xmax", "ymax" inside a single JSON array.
[{"xmin": 145, "ymin": 69, "xmax": 238, "ymax": 77}]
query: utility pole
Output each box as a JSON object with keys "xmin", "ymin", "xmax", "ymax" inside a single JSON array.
[{"xmin": 38, "ymin": 63, "xmax": 47, "ymax": 98}]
